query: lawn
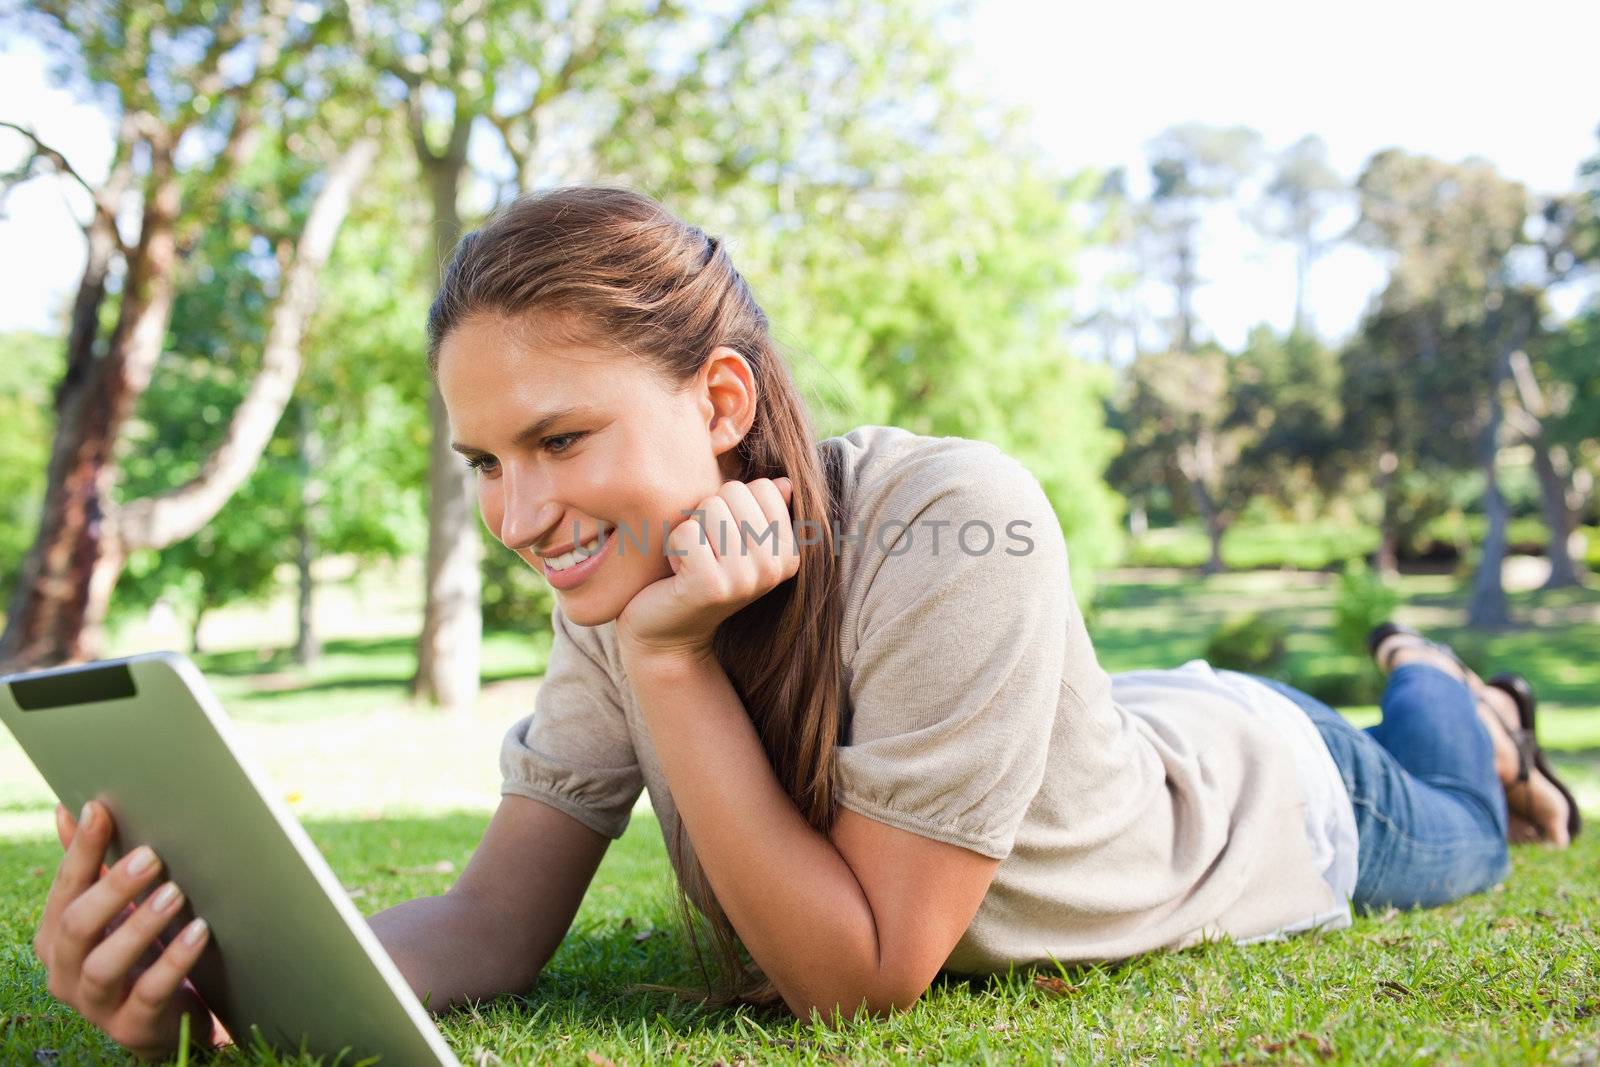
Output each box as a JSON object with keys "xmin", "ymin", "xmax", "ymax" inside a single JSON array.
[{"xmin": 2, "ymin": 565, "xmax": 1598, "ymax": 1064}]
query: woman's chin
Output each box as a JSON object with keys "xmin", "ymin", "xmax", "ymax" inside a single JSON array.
[
  {"xmin": 553, "ymin": 588, "xmax": 625, "ymax": 628},
  {"xmin": 553, "ymin": 571, "xmax": 657, "ymax": 629}
]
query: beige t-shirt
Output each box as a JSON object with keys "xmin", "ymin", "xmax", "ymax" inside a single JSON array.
[{"xmin": 499, "ymin": 424, "xmax": 1345, "ymax": 975}]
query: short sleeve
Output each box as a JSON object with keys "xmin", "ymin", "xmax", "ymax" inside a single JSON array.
[
  {"xmin": 500, "ymin": 602, "xmax": 645, "ymax": 840},
  {"xmin": 836, "ymin": 445, "xmax": 1070, "ymax": 860}
]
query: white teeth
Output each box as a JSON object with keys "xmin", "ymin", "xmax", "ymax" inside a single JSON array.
[{"xmin": 545, "ymin": 523, "xmax": 612, "ymax": 572}]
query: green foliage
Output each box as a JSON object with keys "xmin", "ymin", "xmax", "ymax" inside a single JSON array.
[
  {"xmin": 1331, "ymin": 559, "xmax": 1402, "ymax": 657},
  {"xmin": 112, "ymin": 353, "xmax": 301, "ymax": 631},
  {"xmin": 1107, "ymin": 327, "xmax": 1346, "ymax": 559},
  {"xmin": 479, "ymin": 526, "xmax": 555, "ymax": 634},
  {"xmin": 0, "ymin": 331, "xmax": 60, "ymax": 605},
  {"xmin": 1285, "ymin": 663, "xmax": 1383, "ymax": 708},
  {"xmin": 1413, "ymin": 512, "xmax": 1553, "ymax": 558},
  {"xmin": 1203, "ymin": 612, "xmax": 1288, "ymax": 673},
  {"xmin": 1541, "ymin": 304, "xmax": 1600, "ymax": 452},
  {"xmin": 596, "ymin": 22, "xmax": 1125, "ymax": 600},
  {"xmin": 1122, "ymin": 521, "xmax": 1377, "ymax": 570}
]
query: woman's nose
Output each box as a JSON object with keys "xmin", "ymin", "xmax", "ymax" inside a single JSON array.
[{"xmin": 498, "ymin": 466, "xmax": 562, "ymax": 551}]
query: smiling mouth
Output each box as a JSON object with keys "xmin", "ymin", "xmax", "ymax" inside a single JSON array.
[{"xmin": 542, "ymin": 522, "xmax": 614, "ymax": 572}]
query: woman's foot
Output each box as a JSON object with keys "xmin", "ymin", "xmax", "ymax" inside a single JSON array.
[{"xmin": 1371, "ymin": 629, "xmax": 1574, "ymax": 847}]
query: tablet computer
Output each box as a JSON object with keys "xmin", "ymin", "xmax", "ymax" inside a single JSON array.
[{"xmin": 0, "ymin": 650, "xmax": 463, "ymax": 1067}]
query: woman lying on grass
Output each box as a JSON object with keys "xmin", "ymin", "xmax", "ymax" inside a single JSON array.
[{"xmin": 32, "ymin": 186, "xmax": 1584, "ymax": 1062}]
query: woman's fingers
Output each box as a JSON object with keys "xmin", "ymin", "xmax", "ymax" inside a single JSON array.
[
  {"xmin": 717, "ymin": 479, "xmax": 796, "ymax": 587},
  {"xmin": 54, "ymin": 845, "xmax": 165, "ymax": 1007},
  {"xmin": 38, "ymin": 801, "xmax": 112, "ymax": 961},
  {"xmin": 79, "ymin": 880, "xmax": 187, "ymax": 1012},
  {"xmin": 665, "ymin": 507, "xmax": 719, "ymax": 578},
  {"xmin": 114, "ymin": 919, "xmax": 211, "ymax": 1044},
  {"xmin": 744, "ymin": 478, "xmax": 798, "ymax": 575}
]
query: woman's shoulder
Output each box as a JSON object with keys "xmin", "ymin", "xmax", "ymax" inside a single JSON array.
[
  {"xmin": 821, "ymin": 424, "xmax": 1042, "ymax": 512},
  {"xmin": 824, "ymin": 425, "xmax": 1067, "ymax": 635}
]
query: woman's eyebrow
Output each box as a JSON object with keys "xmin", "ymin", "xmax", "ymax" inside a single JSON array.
[{"xmin": 449, "ymin": 404, "xmax": 599, "ymax": 455}]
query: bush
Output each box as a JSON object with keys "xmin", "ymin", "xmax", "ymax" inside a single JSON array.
[
  {"xmin": 1331, "ymin": 559, "xmax": 1402, "ymax": 657},
  {"xmin": 479, "ymin": 525, "xmax": 557, "ymax": 633},
  {"xmin": 1204, "ymin": 613, "xmax": 1288, "ymax": 673},
  {"xmin": 1286, "ymin": 664, "xmax": 1383, "ymax": 708}
]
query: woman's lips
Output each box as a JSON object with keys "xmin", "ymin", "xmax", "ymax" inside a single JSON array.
[{"xmin": 541, "ymin": 526, "xmax": 615, "ymax": 589}]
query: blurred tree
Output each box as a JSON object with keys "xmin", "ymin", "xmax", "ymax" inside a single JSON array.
[
  {"xmin": 1336, "ymin": 303, "xmax": 1479, "ymax": 573},
  {"xmin": 0, "ymin": 3, "xmax": 378, "ymax": 671},
  {"xmin": 590, "ymin": 0, "xmax": 1124, "ymax": 592},
  {"xmin": 1529, "ymin": 306, "xmax": 1599, "ymax": 572},
  {"xmin": 1251, "ymin": 134, "xmax": 1346, "ymax": 336},
  {"xmin": 104, "ymin": 138, "xmax": 433, "ymax": 662},
  {"xmin": 1499, "ymin": 131, "xmax": 1600, "ymax": 587},
  {"xmin": 1109, "ymin": 325, "xmax": 1343, "ymax": 575},
  {"xmin": 1108, "ymin": 346, "xmax": 1239, "ymax": 574},
  {"xmin": 1348, "ymin": 149, "xmax": 1534, "ymax": 626},
  {"xmin": 1078, "ymin": 166, "xmax": 1149, "ymax": 363},
  {"xmin": 1142, "ymin": 123, "xmax": 1263, "ymax": 352},
  {"xmin": 1230, "ymin": 325, "xmax": 1345, "ymax": 507}
]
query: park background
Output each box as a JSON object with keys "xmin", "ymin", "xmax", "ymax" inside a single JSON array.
[{"xmin": 2, "ymin": 0, "xmax": 1598, "ymax": 1063}]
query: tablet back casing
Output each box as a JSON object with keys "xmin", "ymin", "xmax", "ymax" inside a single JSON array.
[{"xmin": 0, "ymin": 651, "xmax": 463, "ymax": 1066}]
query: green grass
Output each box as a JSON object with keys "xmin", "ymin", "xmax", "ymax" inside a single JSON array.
[
  {"xmin": 1120, "ymin": 520, "xmax": 1600, "ymax": 572},
  {"xmin": 3, "ymin": 569, "xmax": 1599, "ymax": 1064},
  {"xmin": 5, "ymin": 812, "xmax": 1599, "ymax": 1065}
]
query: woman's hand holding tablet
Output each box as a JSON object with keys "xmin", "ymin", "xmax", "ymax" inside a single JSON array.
[{"xmin": 33, "ymin": 799, "xmax": 229, "ymax": 1062}]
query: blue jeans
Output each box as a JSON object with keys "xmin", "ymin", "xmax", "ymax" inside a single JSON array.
[{"xmin": 1248, "ymin": 664, "xmax": 1510, "ymax": 913}]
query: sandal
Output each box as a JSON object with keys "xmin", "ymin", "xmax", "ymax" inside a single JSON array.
[
  {"xmin": 1483, "ymin": 671, "xmax": 1583, "ymax": 844},
  {"xmin": 1366, "ymin": 622, "xmax": 1583, "ymax": 844}
]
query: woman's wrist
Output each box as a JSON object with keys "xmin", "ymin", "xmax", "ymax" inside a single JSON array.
[{"xmin": 618, "ymin": 637, "xmax": 720, "ymax": 681}]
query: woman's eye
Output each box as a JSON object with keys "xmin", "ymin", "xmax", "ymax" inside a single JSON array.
[
  {"xmin": 544, "ymin": 432, "xmax": 584, "ymax": 454},
  {"xmin": 464, "ymin": 455, "xmax": 499, "ymax": 474}
]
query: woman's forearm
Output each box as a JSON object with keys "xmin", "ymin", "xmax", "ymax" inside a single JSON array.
[
  {"xmin": 366, "ymin": 891, "xmax": 542, "ymax": 1012},
  {"xmin": 625, "ymin": 650, "xmax": 886, "ymax": 1020}
]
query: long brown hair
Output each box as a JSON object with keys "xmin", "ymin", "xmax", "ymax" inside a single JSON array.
[{"xmin": 426, "ymin": 185, "xmax": 849, "ymax": 1011}]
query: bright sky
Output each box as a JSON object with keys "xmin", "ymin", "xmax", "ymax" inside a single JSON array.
[{"xmin": 2, "ymin": 0, "xmax": 1597, "ymax": 348}]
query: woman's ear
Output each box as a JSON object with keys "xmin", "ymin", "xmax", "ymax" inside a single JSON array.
[{"xmin": 701, "ymin": 345, "xmax": 758, "ymax": 457}]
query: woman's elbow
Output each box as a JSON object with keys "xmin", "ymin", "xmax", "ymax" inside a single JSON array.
[{"xmin": 788, "ymin": 982, "xmax": 925, "ymax": 1026}]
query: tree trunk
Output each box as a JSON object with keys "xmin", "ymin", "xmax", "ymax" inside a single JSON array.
[
  {"xmin": 1200, "ymin": 510, "xmax": 1226, "ymax": 575},
  {"xmin": 409, "ymin": 115, "xmax": 482, "ymax": 712},
  {"xmin": 1467, "ymin": 310, "xmax": 1529, "ymax": 629},
  {"xmin": 1505, "ymin": 350, "xmax": 1584, "ymax": 589},
  {"xmin": 191, "ymin": 599, "xmax": 208, "ymax": 656},
  {"xmin": 1530, "ymin": 439, "xmax": 1582, "ymax": 588},
  {"xmin": 1468, "ymin": 451, "xmax": 1510, "ymax": 629},
  {"xmin": 1375, "ymin": 449, "xmax": 1400, "ymax": 576},
  {"xmin": 1175, "ymin": 431, "xmax": 1226, "ymax": 575},
  {"xmin": 294, "ymin": 400, "xmax": 321, "ymax": 667},
  {"xmin": 1173, "ymin": 218, "xmax": 1198, "ymax": 353},
  {"xmin": 0, "ymin": 150, "xmax": 181, "ymax": 672},
  {"xmin": 1292, "ymin": 237, "xmax": 1310, "ymax": 336},
  {"xmin": 0, "ymin": 138, "xmax": 376, "ymax": 673}
]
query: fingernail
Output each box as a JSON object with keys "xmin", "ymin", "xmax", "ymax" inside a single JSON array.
[
  {"xmin": 79, "ymin": 802, "xmax": 94, "ymax": 829},
  {"xmin": 183, "ymin": 918, "xmax": 209, "ymax": 945},
  {"xmin": 127, "ymin": 846, "xmax": 156, "ymax": 876},
  {"xmin": 152, "ymin": 882, "xmax": 181, "ymax": 912}
]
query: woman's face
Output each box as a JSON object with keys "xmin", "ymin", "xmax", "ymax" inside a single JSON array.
[{"xmin": 436, "ymin": 311, "xmax": 751, "ymax": 628}]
